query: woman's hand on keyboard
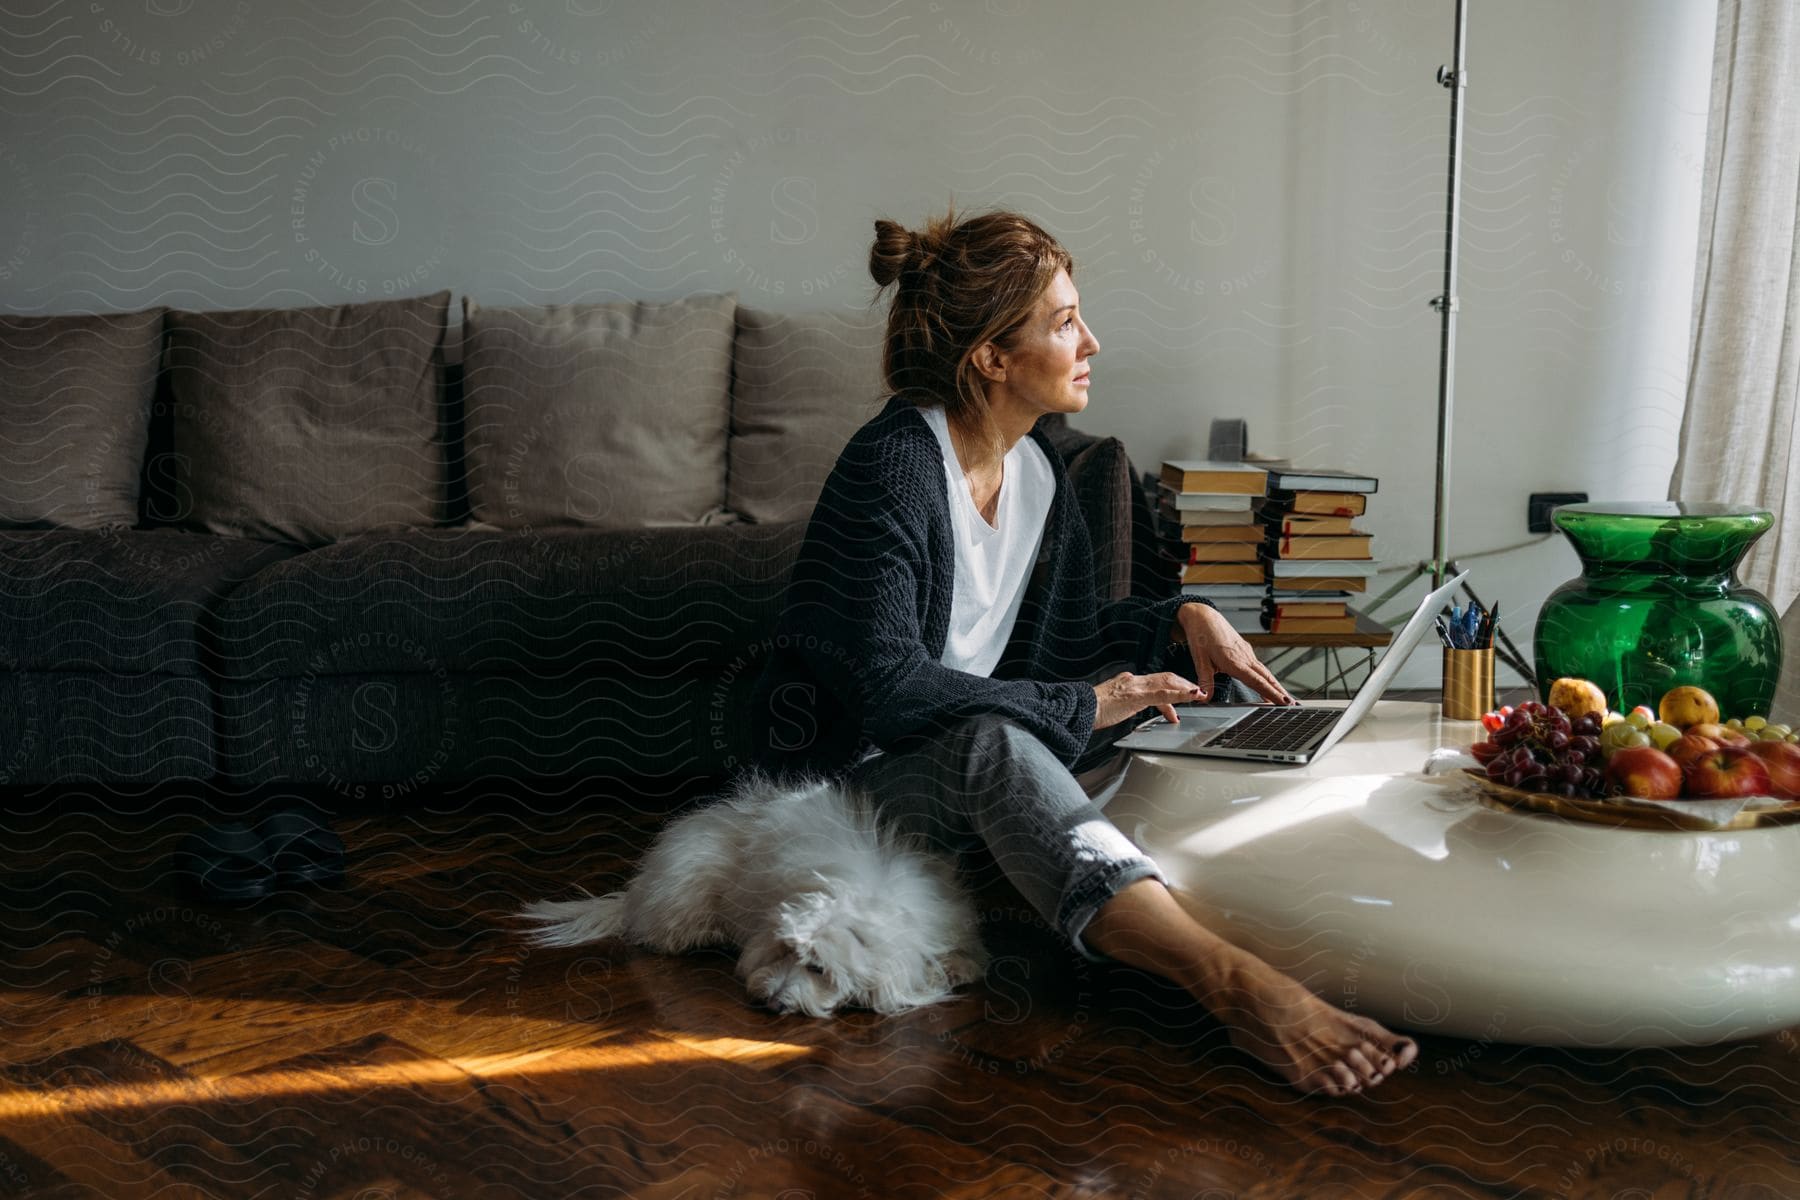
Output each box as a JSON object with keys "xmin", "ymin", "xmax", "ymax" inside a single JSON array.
[
  {"xmin": 1176, "ymin": 603, "xmax": 1297, "ymax": 706},
  {"xmin": 1092, "ymin": 671, "xmax": 1209, "ymax": 730}
]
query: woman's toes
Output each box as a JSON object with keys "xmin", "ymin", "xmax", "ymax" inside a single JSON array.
[
  {"xmin": 1390, "ymin": 1037, "xmax": 1419, "ymax": 1070},
  {"xmin": 1363, "ymin": 1039, "xmax": 1400, "ymax": 1079},
  {"xmin": 1312, "ymin": 1070, "xmax": 1347, "ymax": 1097},
  {"xmin": 1345, "ymin": 1045, "xmax": 1384, "ymax": 1087},
  {"xmin": 1330, "ymin": 1061, "xmax": 1361, "ymax": 1095}
]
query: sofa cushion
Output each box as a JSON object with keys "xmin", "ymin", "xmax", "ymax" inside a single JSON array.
[
  {"xmin": 461, "ymin": 294, "xmax": 736, "ymax": 530},
  {"xmin": 0, "ymin": 308, "xmax": 164, "ymax": 530},
  {"xmin": 217, "ymin": 668, "xmax": 768, "ymax": 787},
  {"xmin": 727, "ymin": 307, "xmax": 887, "ymax": 525},
  {"xmin": 211, "ymin": 521, "xmax": 807, "ymax": 680},
  {"xmin": 165, "ymin": 291, "xmax": 451, "ymax": 545},
  {"xmin": 0, "ymin": 529, "xmax": 301, "ymax": 674},
  {"xmin": 0, "ymin": 671, "xmax": 214, "ymax": 784}
]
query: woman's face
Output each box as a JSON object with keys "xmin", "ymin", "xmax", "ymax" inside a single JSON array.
[{"xmin": 987, "ymin": 267, "xmax": 1099, "ymax": 420}]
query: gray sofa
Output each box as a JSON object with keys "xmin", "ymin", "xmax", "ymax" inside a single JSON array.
[{"xmin": 0, "ymin": 290, "xmax": 1161, "ymax": 793}]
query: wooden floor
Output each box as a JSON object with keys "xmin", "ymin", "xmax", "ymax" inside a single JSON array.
[{"xmin": 1, "ymin": 772, "xmax": 1797, "ymax": 1200}]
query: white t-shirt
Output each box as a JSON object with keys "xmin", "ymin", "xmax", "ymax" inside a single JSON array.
[{"xmin": 918, "ymin": 403, "xmax": 1056, "ymax": 677}]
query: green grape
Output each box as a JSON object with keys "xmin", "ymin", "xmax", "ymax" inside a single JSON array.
[
  {"xmin": 1648, "ymin": 722, "xmax": 1682, "ymax": 750},
  {"xmin": 1625, "ymin": 709, "xmax": 1652, "ymax": 730},
  {"xmin": 1759, "ymin": 728, "xmax": 1788, "ymax": 741},
  {"xmin": 1726, "ymin": 717, "xmax": 1745, "ymax": 731},
  {"xmin": 1744, "ymin": 715, "xmax": 1768, "ymax": 731},
  {"xmin": 1768, "ymin": 723, "xmax": 1793, "ymax": 738},
  {"xmin": 1620, "ymin": 729, "xmax": 1651, "ymax": 750}
]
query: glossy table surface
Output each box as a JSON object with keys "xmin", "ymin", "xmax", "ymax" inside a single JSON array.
[{"xmin": 1103, "ymin": 700, "xmax": 1800, "ymax": 1047}]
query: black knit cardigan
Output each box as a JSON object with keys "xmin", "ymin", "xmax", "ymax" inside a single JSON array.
[{"xmin": 747, "ymin": 393, "xmax": 1205, "ymax": 784}]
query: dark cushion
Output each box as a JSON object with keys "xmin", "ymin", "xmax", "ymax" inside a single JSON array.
[
  {"xmin": 165, "ymin": 291, "xmax": 451, "ymax": 544},
  {"xmin": 461, "ymin": 294, "xmax": 737, "ymax": 529},
  {"xmin": 727, "ymin": 307, "xmax": 887, "ymax": 524},
  {"xmin": 0, "ymin": 308, "xmax": 165, "ymax": 530},
  {"xmin": 211, "ymin": 522, "xmax": 808, "ymax": 681},
  {"xmin": 0, "ymin": 529, "xmax": 301, "ymax": 674}
]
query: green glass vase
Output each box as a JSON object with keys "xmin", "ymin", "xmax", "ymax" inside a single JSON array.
[{"xmin": 1533, "ymin": 502, "xmax": 1783, "ymax": 717}]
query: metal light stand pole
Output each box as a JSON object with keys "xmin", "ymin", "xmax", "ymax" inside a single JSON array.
[
  {"xmin": 1430, "ymin": 0, "xmax": 1468, "ymax": 594},
  {"xmin": 1365, "ymin": 0, "xmax": 1536, "ymax": 689}
]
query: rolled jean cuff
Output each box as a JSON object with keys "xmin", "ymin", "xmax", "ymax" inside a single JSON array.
[{"xmin": 1062, "ymin": 858, "xmax": 1168, "ymax": 964}]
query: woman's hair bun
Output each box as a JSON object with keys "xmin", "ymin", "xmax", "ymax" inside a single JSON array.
[{"xmin": 869, "ymin": 218, "xmax": 917, "ymax": 288}]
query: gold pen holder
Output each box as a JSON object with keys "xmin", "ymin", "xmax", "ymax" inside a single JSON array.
[{"xmin": 1441, "ymin": 647, "xmax": 1495, "ymax": 720}]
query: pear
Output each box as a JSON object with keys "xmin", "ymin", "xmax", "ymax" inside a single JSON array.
[
  {"xmin": 1657, "ymin": 685, "xmax": 1721, "ymax": 730},
  {"xmin": 1547, "ymin": 677, "xmax": 1607, "ymax": 722}
]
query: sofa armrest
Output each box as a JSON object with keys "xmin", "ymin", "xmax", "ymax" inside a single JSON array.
[
  {"xmin": 1131, "ymin": 468, "xmax": 1180, "ymax": 602},
  {"xmin": 1042, "ymin": 413, "xmax": 1179, "ymax": 605},
  {"xmin": 1062, "ymin": 437, "xmax": 1135, "ymax": 604}
]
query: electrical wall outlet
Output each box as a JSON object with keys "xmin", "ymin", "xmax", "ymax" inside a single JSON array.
[{"xmin": 1528, "ymin": 492, "xmax": 1588, "ymax": 533}]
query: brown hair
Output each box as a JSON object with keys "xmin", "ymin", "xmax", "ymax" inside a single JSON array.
[{"xmin": 869, "ymin": 206, "xmax": 1073, "ymax": 466}]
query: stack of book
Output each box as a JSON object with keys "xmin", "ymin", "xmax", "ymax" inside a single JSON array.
[
  {"xmin": 1256, "ymin": 467, "xmax": 1379, "ymax": 634},
  {"xmin": 1155, "ymin": 461, "xmax": 1267, "ymax": 632},
  {"xmin": 1157, "ymin": 460, "xmax": 1378, "ymax": 635}
]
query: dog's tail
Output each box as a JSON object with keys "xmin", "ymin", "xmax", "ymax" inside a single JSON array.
[{"xmin": 514, "ymin": 887, "xmax": 630, "ymax": 948}]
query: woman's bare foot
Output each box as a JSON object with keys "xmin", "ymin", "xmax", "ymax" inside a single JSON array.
[
  {"xmin": 1081, "ymin": 879, "xmax": 1417, "ymax": 1096},
  {"xmin": 1202, "ymin": 944, "xmax": 1418, "ymax": 1096}
]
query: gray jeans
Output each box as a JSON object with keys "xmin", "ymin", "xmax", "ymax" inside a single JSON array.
[{"xmin": 842, "ymin": 713, "xmax": 1165, "ymax": 964}]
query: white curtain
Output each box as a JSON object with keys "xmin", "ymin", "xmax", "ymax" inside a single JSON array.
[
  {"xmin": 1671, "ymin": 0, "xmax": 1800, "ymax": 613},
  {"xmin": 1776, "ymin": 592, "xmax": 1800, "ymax": 724}
]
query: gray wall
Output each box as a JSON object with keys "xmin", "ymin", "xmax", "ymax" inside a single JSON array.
[{"xmin": 0, "ymin": 0, "xmax": 1718, "ymax": 686}]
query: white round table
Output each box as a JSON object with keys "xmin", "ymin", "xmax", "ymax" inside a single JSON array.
[{"xmin": 1100, "ymin": 701, "xmax": 1800, "ymax": 1047}]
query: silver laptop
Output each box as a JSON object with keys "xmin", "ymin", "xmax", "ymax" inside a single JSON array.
[{"xmin": 1113, "ymin": 571, "xmax": 1470, "ymax": 764}]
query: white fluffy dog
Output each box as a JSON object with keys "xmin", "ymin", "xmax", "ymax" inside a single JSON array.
[{"xmin": 515, "ymin": 768, "xmax": 989, "ymax": 1016}]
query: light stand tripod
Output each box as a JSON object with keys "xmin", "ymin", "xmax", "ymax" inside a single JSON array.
[{"xmin": 1363, "ymin": 559, "xmax": 1538, "ymax": 688}]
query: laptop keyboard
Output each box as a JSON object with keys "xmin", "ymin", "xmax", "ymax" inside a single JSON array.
[{"xmin": 1208, "ymin": 705, "xmax": 1341, "ymax": 751}]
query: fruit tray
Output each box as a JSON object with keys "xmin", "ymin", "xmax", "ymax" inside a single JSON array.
[{"xmin": 1461, "ymin": 768, "xmax": 1800, "ymax": 831}]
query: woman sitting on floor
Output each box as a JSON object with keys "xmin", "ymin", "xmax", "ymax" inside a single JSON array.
[{"xmin": 748, "ymin": 206, "xmax": 1417, "ymax": 1097}]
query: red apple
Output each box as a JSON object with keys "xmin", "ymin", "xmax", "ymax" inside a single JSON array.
[
  {"xmin": 1746, "ymin": 740, "xmax": 1800, "ymax": 800},
  {"xmin": 1682, "ymin": 746, "xmax": 1773, "ymax": 799},
  {"xmin": 1603, "ymin": 746, "xmax": 1684, "ymax": 800},
  {"xmin": 1688, "ymin": 722, "xmax": 1751, "ymax": 747},
  {"xmin": 1665, "ymin": 732, "xmax": 1722, "ymax": 768}
]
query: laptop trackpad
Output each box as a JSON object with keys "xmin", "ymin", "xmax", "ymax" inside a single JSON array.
[
  {"xmin": 1165, "ymin": 704, "xmax": 1258, "ymax": 730},
  {"xmin": 1119, "ymin": 704, "xmax": 1255, "ymax": 750}
]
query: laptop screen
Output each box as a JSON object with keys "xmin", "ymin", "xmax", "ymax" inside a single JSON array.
[{"xmin": 1310, "ymin": 569, "xmax": 1470, "ymax": 757}]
